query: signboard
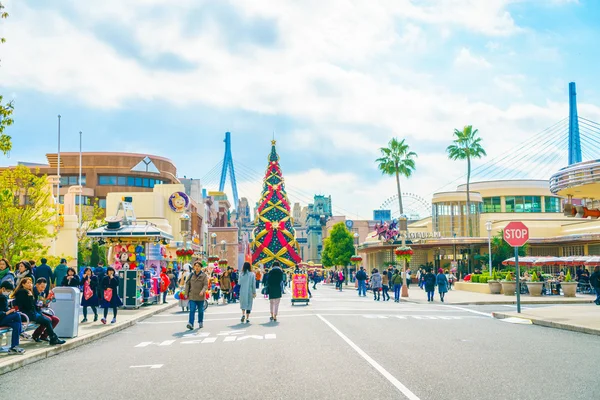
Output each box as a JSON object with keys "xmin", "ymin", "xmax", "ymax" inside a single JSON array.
[
  {"xmin": 168, "ymin": 192, "xmax": 190, "ymax": 213},
  {"xmin": 503, "ymin": 222, "xmax": 529, "ymax": 247},
  {"xmin": 291, "ymin": 274, "xmax": 309, "ymax": 302},
  {"xmin": 345, "ymin": 220, "xmax": 354, "ymax": 229}
]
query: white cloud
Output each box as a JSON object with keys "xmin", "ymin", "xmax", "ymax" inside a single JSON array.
[
  {"xmin": 454, "ymin": 47, "xmax": 492, "ymax": 69},
  {"xmin": 1, "ymin": 0, "xmax": 596, "ymax": 218}
]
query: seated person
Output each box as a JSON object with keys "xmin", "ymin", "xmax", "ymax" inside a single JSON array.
[
  {"xmin": 12, "ymin": 277, "xmax": 65, "ymax": 345},
  {"xmin": 32, "ymin": 278, "xmax": 61, "ymax": 342},
  {"xmin": 0, "ymin": 281, "xmax": 25, "ymax": 354},
  {"xmin": 61, "ymin": 267, "xmax": 80, "ymax": 287}
]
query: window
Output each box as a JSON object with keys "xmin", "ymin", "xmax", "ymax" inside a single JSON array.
[
  {"xmin": 127, "ymin": 177, "xmax": 135, "ymax": 186},
  {"xmin": 98, "ymin": 199, "xmax": 107, "ymax": 209},
  {"xmin": 149, "ymin": 179, "xmax": 155, "ymax": 188},
  {"xmin": 135, "ymin": 177, "xmax": 142, "ymax": 187},
  {"xmin": 75, "ymin": 196, "xmax": 91, "ymax": 206},
  {"xmin": 143, "ymin": 178, "xmax": 149, "ymax": 187},
  {"xmin": 505, "ymin": 196, "xmax": 541, "ymax": 213},
  {"xmin": 545, "ymin": 197, "xmax": 562, "ymax": 213},
  {"xmin": 117, "ymin": 176, "xmax": 127, "ymax": 186},
  {"xmin": 482, "ymin": 197, "xmax": 501, "ymax": 213},
  {"xmin": 98, "ymin": 176, "xmax": 117, "ymax": 185},
  {"xmin": 59, "ymin": 175, "xmax": 86, "ymax": 186}
]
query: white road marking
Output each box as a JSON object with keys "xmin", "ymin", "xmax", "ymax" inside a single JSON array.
[
  {"xmin": 265, "ymin": 334, "xmax": 277, "ymax": 340},
  {"xmin": 500, "ymin": 317, "xmax": 533, "ymax": 325},
  {"xmin": 223, "ymin": 336, "xmax": 237, "ymax": 342},
  {"xmin": 202, "ymin": 337, "xmax": 217, "ymax": 344},
  {"xmin": 317, "ymin": 314, "xmax": 420, "ymax": 400},
  {"xmin": 441, "ymin": 305, "xmax": 493, "ymax": 317},
  {"xmin": 130, "ymin": 364, "xmax": 163, "ymax": 369},
  {"xmin": 159, "ymin": 340, "xmax": 176, "ymax": 346},
  {"xmin": 135, "ymin": 342, "xmax": 153, "ymax": 348}
]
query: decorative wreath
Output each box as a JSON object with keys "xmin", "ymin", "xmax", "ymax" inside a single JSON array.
[
  {"xmin": 395, "ymin": 246, "xmax": 413, "ymax": 263},
  {"xmin": 350, "ymin": 255, "xmax": 363, "ymax": 264}
]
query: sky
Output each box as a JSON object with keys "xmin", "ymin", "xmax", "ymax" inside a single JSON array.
[{"xmin": 1, "ymin": 0, "xmax": 600, "ymax": 221}]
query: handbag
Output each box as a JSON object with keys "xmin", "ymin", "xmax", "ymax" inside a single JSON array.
[
  {"xmin": 84, "ymin": 281, "xmax": 94, "ymax": 300},
  {"xmin": 261, "ymin": 287, "xmax": 267, "ymax": 295},
  {"xmin": 104, "ymin": 288, "xmax": 113, "ymax": 302}
]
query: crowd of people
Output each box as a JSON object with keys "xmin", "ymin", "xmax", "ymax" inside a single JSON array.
[{"xmin": 0, "ymin": 257, "xmax": 126, "ymax": 355}]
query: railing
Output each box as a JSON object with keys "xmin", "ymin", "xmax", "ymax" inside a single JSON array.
[{"xmin": 549, "ymin": 159, "xmax": 600, "ymax": 194}]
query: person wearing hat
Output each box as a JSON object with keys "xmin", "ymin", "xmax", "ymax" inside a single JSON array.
[{"xmin": 436, "ymin": 268, "xmax": 449, "ymax": 302}]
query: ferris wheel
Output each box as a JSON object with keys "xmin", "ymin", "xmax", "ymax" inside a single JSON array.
[{"xmin": 379, "ymin": 192, "xmax": 432, "ymax": 221}]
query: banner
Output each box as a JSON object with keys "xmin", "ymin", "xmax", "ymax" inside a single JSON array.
[{"xmin": 292, "ymin": 274, "xmax": 308, "ymax": 300}]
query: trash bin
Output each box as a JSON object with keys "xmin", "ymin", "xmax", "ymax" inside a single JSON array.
[{"xmin": 50, "ymin": 287, "xmax": 80, "ymax": 338}]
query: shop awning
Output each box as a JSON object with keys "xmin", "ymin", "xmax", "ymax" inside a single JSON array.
[
  {"xmin": 87, "ymin": 222, "xmax": 173, "ymax": 240},
  {"xmin": 503, "ymin": 255, "xmax": 596, "ymax": 267}
]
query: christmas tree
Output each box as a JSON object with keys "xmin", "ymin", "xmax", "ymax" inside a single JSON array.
[{"xmin": 251, "ymin": 140, "xmax": 302, "ymax": 269}]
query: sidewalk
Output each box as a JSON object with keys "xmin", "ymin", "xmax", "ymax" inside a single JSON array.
[
  {"xmin": 492, "ymin": 305, "xmax": 600, "ymax": 336},
  {"xmin": 400, "ymin": 286, "xmax": 595, "ymax": 305},
  {"xmin": 0, "ymin": 299, "xmax": 176, "ymax": 375}
]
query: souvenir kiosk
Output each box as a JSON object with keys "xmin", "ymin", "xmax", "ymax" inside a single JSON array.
[{"xmin": 87, "ymin": 198, "xmax": 173, "ymax": 309}]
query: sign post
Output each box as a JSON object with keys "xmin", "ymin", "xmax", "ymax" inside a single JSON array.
[{"xmin": 503, "ymin": 222, "xmax": 530, "ymax": 314}]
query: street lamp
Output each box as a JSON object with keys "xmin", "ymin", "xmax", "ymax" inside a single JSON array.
[
  {"xmin": 220, "ymin": 239, "xmax": 227, "ymax": 260},
  {"xmin": 353, "ymin": 232, "xmax": 359, "ymax": 255},
  {"xmin": 211, "ymin": 232, "xmax": 217, "ymax": 257},
  {"xmin": 485, "ymin": 220, "xmax": 493, "ymax": 276}
]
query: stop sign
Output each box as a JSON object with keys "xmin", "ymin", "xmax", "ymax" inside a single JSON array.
[{"xmin": 504, "ymin": 222, "xmax": 529, "ymax": 247}]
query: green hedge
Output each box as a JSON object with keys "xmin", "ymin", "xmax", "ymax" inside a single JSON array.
[
  {"xmin": 471, "ymin": 275, "xmax": 480, "ymax": 283},
  {"xmin": 479, "ymin": 275, "xmax": 490, "ymax": 284}
]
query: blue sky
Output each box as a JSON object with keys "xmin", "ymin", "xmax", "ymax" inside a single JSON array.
[{"xmin": 1, "ymin": 0, "xmax": 599, "ymax": 220}]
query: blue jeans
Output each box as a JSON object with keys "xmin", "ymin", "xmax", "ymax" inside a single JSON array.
[
  {"xmin": 358, "ymin": 281, "xmax": 366, "ymax": 296},
  {"xmin": 188, "ymin": 300, "xmax": 204, "ymax": 326},
  {"xmin": 0, "ymin": 313, "xmax": 21, "ymax": 348},
  {"xmin": 427, "ymin": 291, "xmax": 434, "ymax": 301},
  {"xmin": 595, "ymin": 288, "xmax": 600, "ymax": 304},
  {"xmin": 394, "ymin": 284, "xmax": 401, "ymax": 301}
]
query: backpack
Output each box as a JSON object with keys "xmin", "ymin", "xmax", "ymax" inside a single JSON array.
[{"xmin": 338, "ymin": 272, "xmax": 344, "ymax": 281}]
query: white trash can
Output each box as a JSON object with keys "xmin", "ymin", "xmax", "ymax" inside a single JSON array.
[{"xmin": 50, "ymin": 287, "xmax": 80, "ymax": 338}]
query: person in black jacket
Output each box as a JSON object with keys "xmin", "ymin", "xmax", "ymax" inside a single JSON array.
[
  {"xmin": 80, "ymin": 267, "xmax": 99, "ymax": 323},
  {"xmin": 34, "ymin": 258, "xmax": 54, "ymax": 296},
  {"xmin": 590, "ymin": 266, "xmax": 600, "ymax": 305},
  {"xmin": 100, "ymin": 267, "xmax": 123, "ymax": 324},
  {"xmin": 61, "ymin": 267, "xmax": 80, "ymax": 287},
  {"xmin": 266, "ymin": 262, "xmax": 284, "ymax": 322},
  {"xmin": 0, "ymin": 281, "xmax": 25, "ymax": 354},
  {"xmin": 356, "ymin": 267, "xmax": 368, "ymax": 297},
  {"xmin": 11, "ymin": 277, "xmax": 65, "ymax": 345},
  {"xmin": 424, "ymin": 268, "xmax": 437, "ymax": 302}
]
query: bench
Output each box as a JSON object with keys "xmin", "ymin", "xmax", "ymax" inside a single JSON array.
[{"xmin": 0, "ymin": 313, "xmax": 40, "ymax": 351}]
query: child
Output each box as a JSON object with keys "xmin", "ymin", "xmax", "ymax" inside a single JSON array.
[{"xmin": 0, "ymin": 281, "xmax": 25, "ymax": 354}]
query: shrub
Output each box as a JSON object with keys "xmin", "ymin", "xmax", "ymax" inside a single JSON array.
[
  {"xmin": 530, "ymin": 272, "xmax": 539, "ymax": 282},
  {"xmin": 491, "ymin": 269, "xmax": 499, "ymax": 281},
  {"xmin": 565, "ymin": 271, "xmax": 572, "ymax": 282},
  {"xmin": 480, "ymin": 275, "xmax": 489, "ymax": 284},
  {"xmin": 504, "ymin": 272, "xmax": 514, "ymax": 281},
  {"xmin": 471, "ymin": 275, "xmax": 480, "ymax": 283}
]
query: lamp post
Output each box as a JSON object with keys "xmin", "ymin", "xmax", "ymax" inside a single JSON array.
[
  {"xmin": 78, "ymin": 131, "xmax": 83, "ymax": 228},
  {"xmin": 353, "ymin": 232, "xmax": 359, "ymax": 284},
  {"xmin": 211, "ymin": 232, "xmax": 217, "ymax": 258},
  {"xmin": 399, "ymin": 216, "xmax": 409, "ymax": 298},
  {"xmin": 485, "ymin": 220, "xmax": 492, "ymax": 276},
  {"xmin": 220, "ymin": 239, "xmax": 227, "ymax": 261}
]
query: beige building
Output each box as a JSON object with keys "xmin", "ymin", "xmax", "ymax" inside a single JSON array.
[{"xmin": 356, "ymin": 178, "xmax": 600, "ymax": 275}]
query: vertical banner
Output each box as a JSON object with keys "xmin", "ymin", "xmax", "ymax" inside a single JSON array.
[{"xmin": 292, "ymin": 274, "xmax": 308, "ymax": 300}]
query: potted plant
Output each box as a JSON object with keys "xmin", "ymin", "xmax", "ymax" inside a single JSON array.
[
  {"xmin": 488, "ymin": 269, "xmax": 502, "ymax": 294},
  {"xmin": 526, "ymin": 270, "xmax": 543, "ymax": 296},
  {"xmin": 561, "ymin": 271, "xmax": 577, "ymax": 297},
  {"xmin": 501, "ymin": 271, "xmax": 516, "ymax": 296}
]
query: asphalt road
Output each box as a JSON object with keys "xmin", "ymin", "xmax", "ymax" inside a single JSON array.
[{"xmin": 1, "ymin": 284, "xmax": 599, "ymax": 400}]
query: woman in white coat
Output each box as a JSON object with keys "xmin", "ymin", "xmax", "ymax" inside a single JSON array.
[
  {"xmin": 178, "ymin": 264, "xmax": 191, "ymax": 312},
  {"xmin": 239, "ymin": 262, "xmax": 256, "ymax": 323}
]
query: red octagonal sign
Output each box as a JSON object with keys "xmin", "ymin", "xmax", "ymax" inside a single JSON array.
[{"xmin": 504, "ymin": 221, "xmax": 529, "ymax": 247}]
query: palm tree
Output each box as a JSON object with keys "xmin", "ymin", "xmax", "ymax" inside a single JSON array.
[
  {"xmin": 376, "ymin": 138, "xmax": 417, "ymax": 218},
  {"xmin": 446, "ymin": 125, "xmax": 486, "ymax": 237}
]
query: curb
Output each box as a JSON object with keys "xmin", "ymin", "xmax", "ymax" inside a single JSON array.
[
  {"xmin": 492, "ymin": 311, "xmax": 600, "ymax": 337},
  {"xmin": 0, "ymin": 302, "xmax": 176, "ymax": 376},
  {"xmin": 402, "ymin": 299, "xmax": 593, "ymax": 306}
]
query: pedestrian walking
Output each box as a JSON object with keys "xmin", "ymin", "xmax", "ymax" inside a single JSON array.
[
  {"xmin": 391, "ymin": 269, "xmax": 403, "ymax": 302},
  {"xmin": 255, "ymin": 269, "xmax": 262, "ymax": 290},
  {"xmin": 0, "ymin": 280, "xmax": 25, "ymax": 354},
  {"xmin": 178, "ymin": 264, "xmax": 191, "ymax": 312},
  {"xmin": 424, "ymin": 268, "xmax": 436, "ymax": 302},
  {"xmin": 160, "ymin": 267, "xmax": 171, "ymax": 304},
  {"xmin": 262, "ymin": 269, "xmax": 269, "ymax": 298},
  {"xmin": 416, "ymin": 268, "xmax": 422, "ymax": 289},
  {"xmin": 406, "ymin": 268, "xmax": 412, "ymax": 288},
  {"xmin": 590, "ymin": 266, "xmax": 600, "ymax": 305},
  {"xmin": 371, "ymin": 269, "xmax": 382, "ymax": 301},
  {"xmin": 356, "ymin": 266, "xmax": 367, "ymax": 297},
  {"xmin": 220, "ymin": 269, "xmax": 232, "ymax": 304},
  {"xmin": 337, "ymin": 269, "xmax": 345, "ymax": 292},
  {"xmin": 436, "ymin": 268, "xmax": 449, "ymax": 302},
  {"xmin": 381, "ymin": 270, "xmax": 390, "ymax": 301},
  {"xmin": 267, "ymin": 262, "xmax": 284, "ymax": 322},
  {"xmin": 239, "ymin": 262, "xmax": 256, "ymax": 323},
  {"xmin": 446, "ymin": 269, "xmax": 456, "ymax": 290},
  {"xmin": 185, "ymin": 262, "xmax": 208, "ymax": 330},
  {"xmin": 80, "ymin": 267, "xmax": 99, "ymax": 323},
  {"xmin": 100, "ymin": 266, "xmax": 123, "ymax": 324}
]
